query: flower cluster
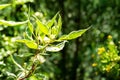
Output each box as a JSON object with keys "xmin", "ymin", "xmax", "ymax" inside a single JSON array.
[{"xmin": 92, "ymin": 35, "xmax": 120, "ymax": 76}]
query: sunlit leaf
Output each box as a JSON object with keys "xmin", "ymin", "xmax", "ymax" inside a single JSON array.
[
  {"xmin": 51, "ymin": 26, "xmax": 57, "ymax": 34},
  {"xmin": 15, "ymin": 0, "xmax": 34, "ymax": 4},
  {"xmin": 28, "ymin": 21, "xmax": 34, "ymax": 33},
  {"xmin": 57, "ymin": 14, "xmax": 62, "ymax": 35},
  {"xmin": 0, "ymin": 4, "xmax": 10, "ymax": 10},
  {"xmin": 58, "ymin": 28, "xmax": 89, "ymax": 40},
  {"xmin": 57, "ymin": 35, "xmax": 68, "ymax": 41},
  {"xmin": 35, "ymin": 17, "xmax": 49, "ymax": 35},
  {"xmin": 0, "ymin": 20, "xmax": 28, "ymax": 26},
  {"xmin": 51, "ymin": 26, "xmax": 58, "ymax": 39},
  {"xmin": 29, "ymin": 75, "xmax": 38, "ymax": 80},
  {"xmin": 47, "ymin": 12, "xmax": 59, "ymax": 28},
  {"xmin": 16, "ymin": 39, "xmax": 38, "ymax": 49},
  {"xmin": 46, "ymin": 41, "xmax": 67, "ymax": 52},
  {"xmin": 66, "ymin": 29, "xmax": 88, "ymax": 40}
]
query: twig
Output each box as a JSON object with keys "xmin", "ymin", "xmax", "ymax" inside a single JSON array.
[
  {"xmin": 18, "ymin": 50, "xmax": 39, "ymax": 80},
  {"xmin": 19, "ymin": 63, "xmax": 36, "ymax": 80}
]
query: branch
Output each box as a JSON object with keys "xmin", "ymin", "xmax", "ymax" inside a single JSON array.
[
  {"xmin": 19, "ymin": 63, "xmax": 36, "ymax": 80},
  {"xmin": 18, "ymin": 50, "xmax": 40, "ymax": 80}
]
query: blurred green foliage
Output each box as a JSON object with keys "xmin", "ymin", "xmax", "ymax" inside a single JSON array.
[
  {"xmin": 0, "ymin": 0, "xmax": 120, "ymax": 80},
  {"xmin": 92, "ymin": 35, "xmax": 120, "ymax": 80}
]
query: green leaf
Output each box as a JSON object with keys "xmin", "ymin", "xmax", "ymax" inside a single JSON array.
[
  {"xmin": 0, "ymin": 20, "xmax": 28, "ymax": 26},
  {"xmin": 58, "ymin": 28, "xmax": 89, "ymax": 40},
  {"xmin": 35, "ymin": 17, "xmax": 49, "ymax": 35},
  {"xmin": 51, "ymin": 26, "xmax": 58, "ymax": 39},
  {"xmin": 22, "ymin": 53, "xmax": 33, "ymax": 57},
  {"xmin": 29, "ymin": 75, "xmax": 38, "ymax": 80},
  {"xmin": 46, "ymin": 41, "xmax": 67, "ymax": 52},
  {"xmin": 47, "ymin": 12, "xmax": 59, "ymax": 28},
  {"xmin": 15, "ymin": 0, "xmax": 34, "ymax": 5},
  {"xmin": 52, "ymin": 26, "xmax": 57, "ymax": 34},
  {"xmin": 58, "ymin": 35, "xmax": 68, "ymax": 40},
  {"xmin": 35, "ymin": 23, "xmax": 40, "ymax": 36},
  {"xmin": 49, "ymin": 14, "xmax": 62, "ymax": 39},
  {"xmin": 0, "ymin": 4, "xmax": 11, "ymax": 10},
  {"xmin": 57, "ymin": 14, "xmax": 62, "ymax": 35},
  {"xmin": 28, "ymin": 21, "xmax": 33, "ymax": 33},
  {"xmin": 67, "ymin": 29, "xmax": 88, "ymax": 40},
  {"xmin": 16, "ymin": 39, "xmax": 38, "ymax": 49}
]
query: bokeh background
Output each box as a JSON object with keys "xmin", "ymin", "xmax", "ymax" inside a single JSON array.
[{"xmin": 0, "ymin": 0, "xmax": 120, "ymax": 80}]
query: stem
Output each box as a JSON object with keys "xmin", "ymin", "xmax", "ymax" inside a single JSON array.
[
  {"xmin": 10, "ymin": 54, "xmax": 25, "ymax": 71},
  {"xmin": 19, "ymin": 63, "xmax": 37, "ymax": 80},
  {"xmin": 18, "ymin": 50, "xmax": 40, "ymax": 80}
]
